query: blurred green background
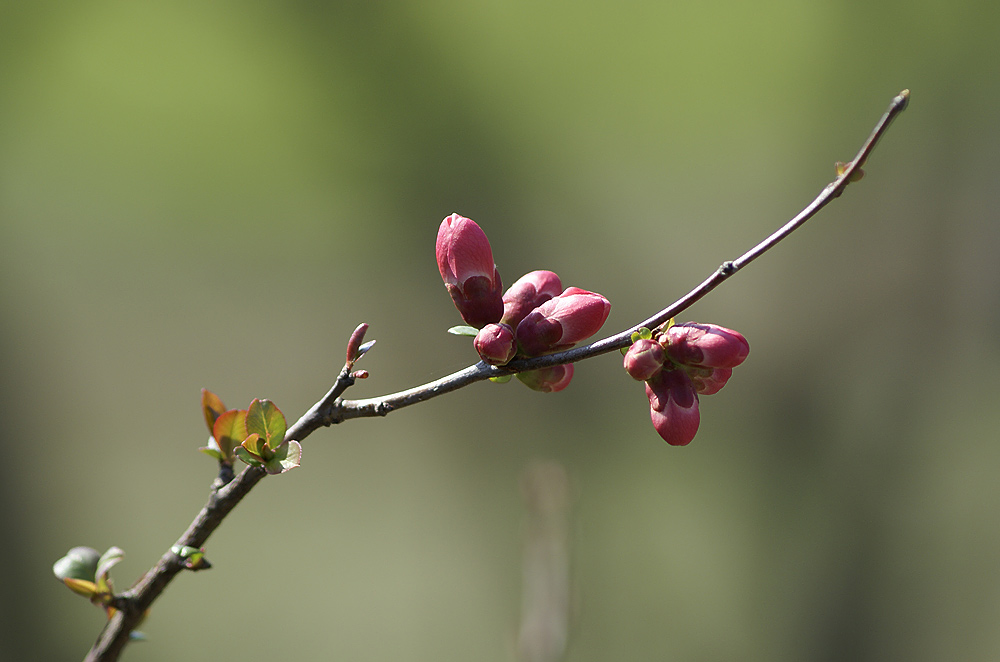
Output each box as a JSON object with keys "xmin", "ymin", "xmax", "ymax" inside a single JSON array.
[{"xmin": 2, "ymin": 1, "xmax": 998, "ymax": 660}]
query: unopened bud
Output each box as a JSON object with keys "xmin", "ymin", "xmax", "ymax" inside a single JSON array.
[
  {"xmin": 501, "ymin": 270, "xmax": 563, "ymax": 329},
  {"xmin": 664, "ymin": 323, "xmax": 749, "ymax": 369},
  {"xmin": 623, "ymin": 338, "xmax": 665, "ymax": 381},
  {"xmin": 645, "ymin": 369, "xmax": 700, "ymax": 446},
  {"xmin": 436, "ymin": 214, "xmax": 504, "ymax": 328},
  {"xmin": 684, "ymin": 366, "xmax": 732, "ymax": 395},
  {"xmin": 516, "ymin": 364, "xmax": 574, "ymax": 393},
  {"xmin": 474, "ymin": 323, "xmax": 517, "ymax": 365},
  {"xmin": 516, "ymin": 287, "xmax": 611, "ymax": 357}
]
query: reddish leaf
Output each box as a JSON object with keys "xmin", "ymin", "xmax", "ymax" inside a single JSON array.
[
  {"xmin": 211, "ymin": 409, "xmax": 247, "ymax": 463},
  {"xmin": 241, "ymin": 433, "xmax": 268, "ymax": 459},
  {"xmin": 201, "ymin": 389, "xmax": 227, "ymax": 433}
]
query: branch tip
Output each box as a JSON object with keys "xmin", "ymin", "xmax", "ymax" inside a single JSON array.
[{"xmin": 345, "ymin": 323, "xmax": 370, "ymax": 365}]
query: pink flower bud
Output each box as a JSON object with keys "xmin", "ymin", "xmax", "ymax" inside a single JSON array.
[
  {"xmin": 436, "ymin": 214, "xmax": 504, "ymax": 328},
  {"xmin": 474, "ymin": 323, "xmax": 517, "ymax": 366},
  {"xmin": 664, "ymin": 323, "xmax": 749, "ymax": 369},
  {"xmin": 645, "ymin": 369, "xmax": 700, "ymax": 446},
  {"xmin": 516, "ymin": 364, "xmax": 574, "ymax": 393},
  {"xmin": 684, "ymin": 366, "xmax": 732, "ymax": 395},
  {"xmin": 623, "ymin": 338, "xmax": 665, "ymax": 381},
  {"xmin": 501, "ymin": 270, "xmax": 563, "ymax": 329},
  {"xmin": 515, "ymin": 287, "xmax": 611, "ymax": 357}
]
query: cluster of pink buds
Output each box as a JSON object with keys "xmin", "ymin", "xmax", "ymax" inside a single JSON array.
[
  {"xmin": 623, "ymin": 322, "xmax": 749, "ymax": 446},
  {"xmin": 436, "ymin": 214, "xmax": 611, "ymax": 392}
]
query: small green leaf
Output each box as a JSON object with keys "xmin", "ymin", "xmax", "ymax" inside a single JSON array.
[
  {"xmin": 96, "ymin": 547, "xmax": 125, "ymax": 582},
  {"xmin": 94, "ymin": 547, "xmax": 124, "ymax": 597},
  {"xmin": 53, "ymin": 546, "xmax": 100, "ymax": 583},
  {"xmin": 630, "ymin": 327, "xmax": 653, "ymax": 344},
  {"xmin": 245, "ymin": 399, "xmax": 287, "ymax": 452},
  {"xmin": 489, "ymin": 374, "xmax": 513, "ymax": 383},
  {"xmin": 626, "ymin": 327, "xmax": 655, "ymax": 354},
  {"xmin": 241, "ymin": 432, "xmax": 271, "ymax": 460},
  {"xmin": 234, "ymin": 445, "xmax": 265, "ymax": 468},
  {"xmin": 172, "ymin": 545, "xmax": 210, "ymax": 570},
  {"xmin": 447, "ymin": 325, "xmax": 478, "ymax": 337},
  {"xmin": 62, "ymin": 577, "xmax": 99, "ymax": 598},
  {"xmin": 211, "ymin": 409, "xmax": 248, "ymax": 463},
  {"xmin": 265, "ymin": 440, "xmax": 302, "ymax": 475},
  {"xmin": 199, "ymin": 438, "xmax": 224, "ymax": 461},
  {"xmin": 201, "ymin": 389, "xmax": 227, "ymax": 433}
]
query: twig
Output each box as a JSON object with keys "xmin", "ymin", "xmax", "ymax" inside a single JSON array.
[
  {"xmin": 324, "ymin": 89, "xmax": 910, "ymax": 422},
  {"xmin": 83, "ymin": 90, "xmax": 908, "ymax": 661}
]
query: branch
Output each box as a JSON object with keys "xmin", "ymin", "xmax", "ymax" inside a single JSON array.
[
  {"xmin": 323, "ymin": 89, "xmax": 910, "ymax": 423},
  {"xmin": 84, "ymin": 364, "xmax": 363, "ymax": 660},
  {"xmin": 83, "ymin": 90, "xmax": 908, "ymax": 661}
]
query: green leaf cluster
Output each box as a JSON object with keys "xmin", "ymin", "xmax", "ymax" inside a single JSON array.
[
  {"xmin": 200, "ymin": 390, "xmax": 301, "ymax": 475},
  {"xmin": 52, "ymin": 546, "xmax": 124, "ymax": 612}
]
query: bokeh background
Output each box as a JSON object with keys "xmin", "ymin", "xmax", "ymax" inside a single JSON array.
[{"xmin": 2, "ymin": 2, "xmax": 998, "ymax": 661}]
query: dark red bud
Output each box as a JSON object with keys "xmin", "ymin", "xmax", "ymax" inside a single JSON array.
[
  {"xmin": 516, "ymin": 364, "xmax": 574, "ymax": 393},
  {"xmin": 623, "ymin": 338, "xmax": 665, "ymax": 381},
  {"xmin": 474, "ymin": 323, "xmax": 517, "ymax": 366},
  {"xmin": 501, "ymin": 270, "xmax": 563, "ymax": 329},
  {"xmin": 436, "ymin": 214, "xmax": 504, "ymax": 328},
  {"xmin": 664, "ymin": 323, "xmax": 749, "ymax": 369},
  {"xmin": 645, "ymin": 369, "xmax": 700, "ymax": 446}
]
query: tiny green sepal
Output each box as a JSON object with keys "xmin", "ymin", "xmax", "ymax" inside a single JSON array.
[
  {"xmin": 624, "ymin": 327, "xmax": 655, "ymax": 354},
  {"xmin": 630, "ymin": 327, "xmax": 653, "ymax": 343},
  {"xmin": 836, "ymin": 160, "xmax": 865, "ymax": 182},
  {"xmin": 447, "ymin": 325, "xmax": 479, "ymax": 337},
  {"xmin": 489, "ymin": 374, "xmax": 513, "ymax": 383}
]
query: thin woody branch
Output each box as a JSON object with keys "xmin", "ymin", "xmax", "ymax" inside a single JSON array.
[
  {"xmin": 324, "ymin": 89, "xmax": 911, "ymax": 423},
  {"xmin": 83, "ymin": 90, "xmax": 908, "ymax": 661}
]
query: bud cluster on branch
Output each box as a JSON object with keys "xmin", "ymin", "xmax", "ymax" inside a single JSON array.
[
  {"xmin": 52, "ymin": 89, "xmax": 909, "ymax": 662},
  {"xmin": 436, "ymin": 213, "xmax": 748, "ymax": 444},
  {"xmin": 437, "ymin": 213, "xmax": 611, "ymax": 392},
  {"xmin": 624, "ymin": 322, "xmax": 749, "ymax": 445}
]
